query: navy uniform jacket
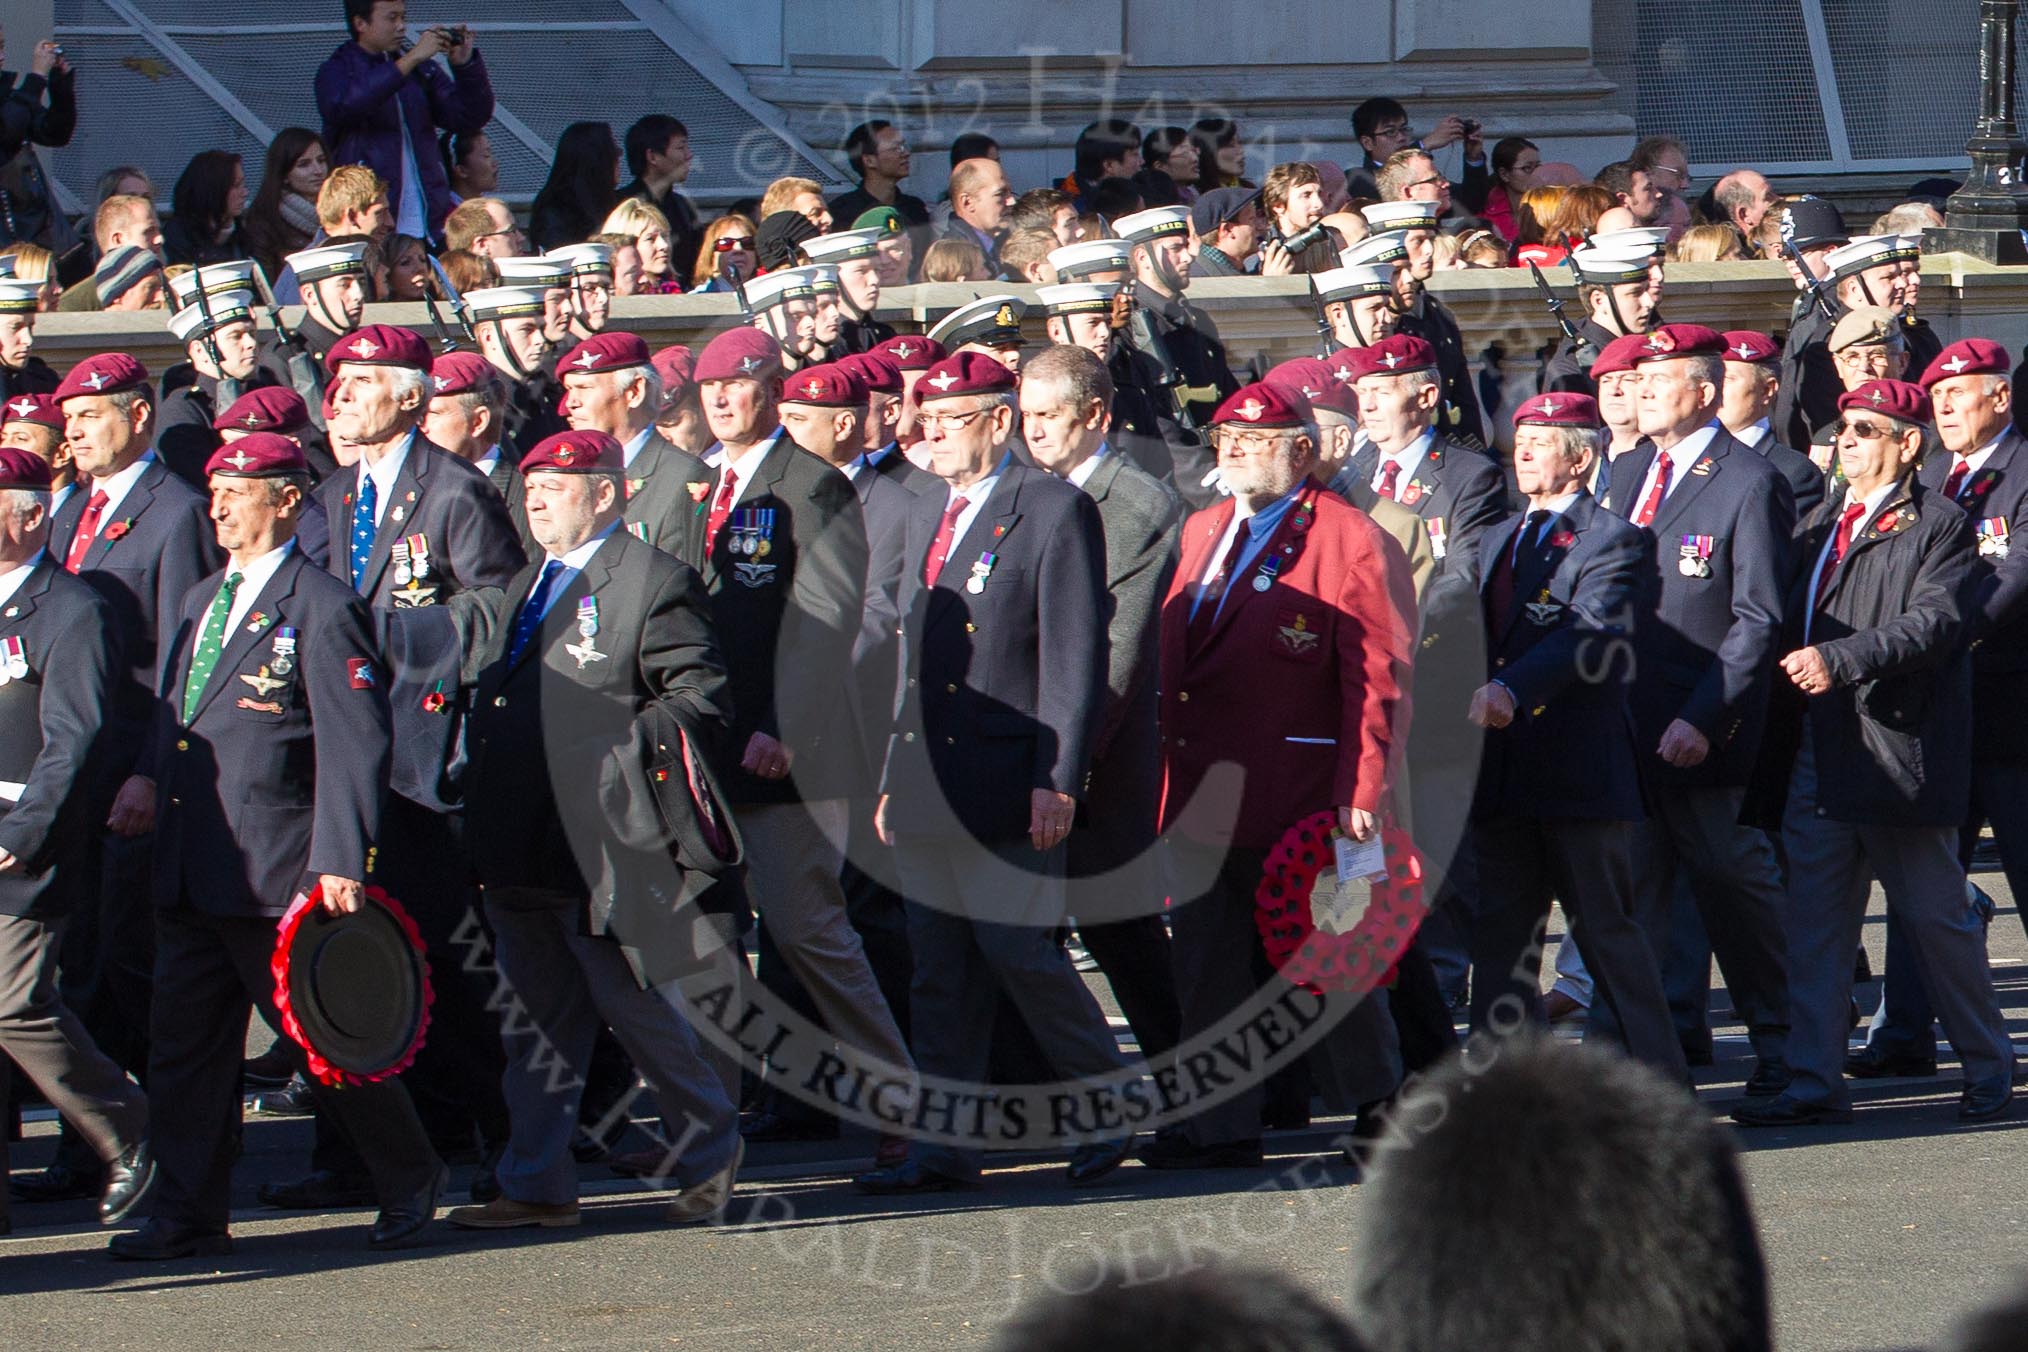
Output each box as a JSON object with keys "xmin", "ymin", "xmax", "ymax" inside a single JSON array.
[
  {"xmin": 835, "ymin": 313, "xmax": 897, "ymax": 357},
  {"xmin": 1773, "ymin": 303, "xmax": 1840, "ymax": 451},
  {"xmin": 498, "ymin": 366, "xmax": 567, "ymax": 464},
  {"xmin": 1131, "ymin": 282, "xmax": 1237, "ymax": 510},
  {"xmin": 51, "ymin": 457, "xmax": 223, "ymax": 772},
  {"xmin": 1075, "ymin": 452, "xmax": 1180, "ymax": 881},
  {"xmin": 1539, "ymin": 318, "xmax": 1618, "ymax": 398},
  {"xmin": 146, "ymin": 549, "xmax": 391, "ymax": 917},
  {"xmin": 846, "ymin": 464, "xmax": 918, "ymax": 786},
  {"xmin": 0, "ymin": 560, "xmax": 119, "ymax": 918},
  {"xmin": 1471, "ymin": 492, "xmax": 1648, "ymax": 822},
  {"xmin": 685, "ymin": 438, "xmax": 867, "ymax": 805},
  {"xmin": 313, "ymin": 434, "xmax": 525, "ymax": 808},
  {"xmin": 1107, "ymin": 342, "xmax": 1191, "ymax": 489},
  {"xmin": 1397, "ymin": 290, "xmax": 1486, "ymax": 449},
  {"xmin": 621, "ymin": 431, "xmax": 712, "ymax": 563},
  {"xmin": 882, "ymin": 462, "xmax": 1109, "ymax": 845},
  {"xmin": 0, "ymin": 356, "xmax": 58, "ymax": 403},
  {"xmin": 1598, "ymin": 428, "xmax": 1792, "ymax": 788},
  {"xmin": 156, "ymin": 369, "xmax": 286, "ymax": 489},
  {"xmin": 465, "ymin": 529, "xmax": 734, "ymax": 932},
  {"xmin": 1776, "ymin": 479, "xmax": 1972, "ymax": 827},
  {"xmin": 1916, "ymin": 428, "xmax": 2028, "ymax": 762},
  {"xmin": 254, "ymin": 317, "xmax": 342, "ymax": 474}
]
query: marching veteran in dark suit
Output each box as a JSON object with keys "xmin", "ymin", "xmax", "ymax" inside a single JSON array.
[
  {"xmin": 422, "ymin": 350, "xmax": 535, "ymax": 558},
  {"xmin": 1464, "ymin": 393, "xmax": 1684, "ymax": 1078},
  {"xmin": 1719, "ymin": 330, "xmax": 1828, "ymax": 518},
  {"xmin": 1018, "ymin": 343, "xmax": 1184, "ymax": 1067},
  {"xmin": 17, "ymin": 354, "xmax": 220, "ymax": 1208},
  {"xmin": 1736, "ymin": 379, "xmax": 2017, "ymax": 1128},
  {"xmin": 1146, "ymin": 380, "xmax": 1417, "ymax": 1171},
  {"xmin": 860, "ymin": 351, "xmax": 1137, "ymax": 1195},
  {"xmin": 558, "ymin": 331, "xmax": 714, "ymax": 559},
  {"xmin": 449, "ymin": 429, "xmax": 744, "ymax": 1231},
  {"xmin": 0, "ymin": 449, "xmax": 153, "ymax": 1236},
  {"xmin": 113, "ymin": 433, "xmax": 444, "ymax": 1260},
  {"xmin": 1594, "ymin": 322, "xmax": 1794, "ymax": 1094}
]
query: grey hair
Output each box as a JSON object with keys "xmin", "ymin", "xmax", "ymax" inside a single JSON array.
[
  {"xmin": 387, "ymin": 366, "xmax": 428, "ymax": 405},
  {"xmin": 1681, "ymin": 353, "xmax": 1725, "ymax": 390},
  {"xmin": 107, "ymin": 385, "xmax": 153, "ymax": 418},
  {"xmin": 1024, "ymin": 343, "xmax": 1114, "ymax": 410},
  {"xmin": 0, "ymin": 486, "xmax": 49, "ymax": 519},
  {"xmin": 607, "ymin": 362, "xmax": 662, "ymax": 407},
  {"xmin": 1399, "ymin": 368, "xmax": 1439, "ymax": 397}
]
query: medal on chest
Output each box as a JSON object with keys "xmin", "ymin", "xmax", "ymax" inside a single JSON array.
[
  {"xmin": 0, "ymin": 635, "xmax": 27, "ymax": 684},
  {"xmin": 1980, "ymin": 517, "xmax": 2011, "ymax": 559},
  {"xmin": 391, "ymin": 533, "xmax": 439, "ymax": 606},
  {"xmin": 732, "ymin": 507, "xmax": 774, "ymax": 558},
  {"xmin": 1677, "ymin": 534, "xmax": 1715, "ymax": 578},
  {"xmin": 564, "ymin": 595, "xmax": 606, "ymax": 668},
  {"xmin": 1251, "ymin": 551, "xmax": 1283, "ymax": 592},
  {"xmin": 269, "ymin": 626, "xmax": 298, "ymax": 677},
  {"xmin": 966, "ymin": 551, "xmax": 998, "ymax": 595},
  {"xmin": 1425, "ymin": 515, "xmax": 1447, "ymax": 560}
]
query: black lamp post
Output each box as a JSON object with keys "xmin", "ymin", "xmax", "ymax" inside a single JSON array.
[{"xmin": 1932, "ymin": 0, "xmax": 2028, "ymax": 260}]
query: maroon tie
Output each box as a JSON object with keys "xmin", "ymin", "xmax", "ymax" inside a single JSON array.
[
  {"xmin": 1187, "ymin": 527, "xmax": 1251, "ymax": 653},
  {"xmin": 1942, "ymin": 457, "xmax": 1970, "ymax": 501},
  {"xmin": 1632, "ymin": 455, "xmax": 1671, "ymax": 528},
  {"xmin": 1487, "ymin": 511, "xmax": 1547, "ymax": 623},
  {"xmin": 1815, "ymin": 501, "xmax": 1868, "ymax": 610},
  {"xmin": 1376, "ymin": 459, "xmax": 1402, "ymax": 501},
  {"xmin": 64, "ymin": 489, "xmax": 108, "ymax": 573},
  {"xmin": 704, "ymin": 468, "xmax": 738, "ymax": 553},
  {"xmin": 922, "ymin": 498, "xmax": 969, "ymax": 587}
]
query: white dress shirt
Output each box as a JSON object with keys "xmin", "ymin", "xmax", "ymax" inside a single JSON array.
[
  {"xmin": 202, "ymin": 540, "xmax": 296, "ymax": 647},
  {"xmin": 708, "ymin": 432, "xmax": 782, "ymax": 507},
  {"xmin": 355, "ymin": 429, "xmax": 417, "ymax": 527},
  {"xmin": 1804, "ymin": 481, "xmax": 1898, "ymax": 640},
  {"xmin": 1369, "ymin": 429, "xmax": 1434, "ymax": 501},
  {"xmin": 1066, "ymin": 442, "xmax": 1111, "ymax": 490},
  {"xmin": 0, "ymin": 548, "xmax": 46, "ymax": 612},
  {"xmin": 91, "ymin": 450, "xmax": 159, "ymax": 523},
  {"xmin": 1628, "ymin": 421, "xmax": 1720, "ymax": 512},
  {"xmin": 942, "ymin": 455, "xmax": 1009, "ymax": 555}
]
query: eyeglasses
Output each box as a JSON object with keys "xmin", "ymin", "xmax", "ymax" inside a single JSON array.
[
  {"xmin": 1216, "ymin": 430, "xmax": 1299, "ymax": 453},
  {"xmin": 1839, "ymin": 418, "xmax": 1893, "ymax": 440},
  {"xmin": 1407, "ymin": 175, "xmax": 1447, "ymax": 191},
  {"xmin": 917, "ymin": 407, "xmax": 993, "ymax": 433},
  {"xmin": 714, "ymin": 236, "xmax": 754, "ymax": 251},
  {"xmin": 1371, "ymin": 122, "xmax": 1413, "ymax": 141}
]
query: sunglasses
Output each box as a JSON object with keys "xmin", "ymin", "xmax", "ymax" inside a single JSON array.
[
  {"xmin": 714, "ymin": 236, "xmax": 754, "ymax": 252},
  {"xmin": 1839, "ymin": 418, "xmax": 1894, "ymax": 440}
]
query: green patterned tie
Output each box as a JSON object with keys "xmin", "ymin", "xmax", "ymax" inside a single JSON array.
[{"xmin": 182, "ymin": 572, "xmax": 243, "ymax": 723}]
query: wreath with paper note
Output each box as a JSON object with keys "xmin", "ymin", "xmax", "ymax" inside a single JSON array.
[{"xmin": 1253, "ymin": 811, "xmax": 1427, "ymax": 994}]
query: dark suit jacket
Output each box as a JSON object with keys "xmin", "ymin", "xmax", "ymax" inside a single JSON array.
[
  {"xmin": 1132, "ymin": 282, "xmax": 1238, "ymax": 509},
  {"xmin": 1471, "ymin": 492, "xmax": 1648, "ymax": 822},
  {"xmin": 1739, "ymin": 424, "xmax": 1827, "ymax": 518},
  {"xmin": 1075, "ymin": 453, "xmax": 1180, "ymax": 880},
  {"xmin": 882, "ymin": 462, "xmax": 1109, "ymax": 844},
  {"xmin": 1919, "ymin": 430, "xmax": 2028, "ymax": 760},
  {"xmin": 868, "ymin": 443, "xmax": 937, "ymax": 495},
  {"xmin": 50, "ymin": 457, "xmax": 222, "ymax": 771},
  {"xmin": 1539, "ymin": 317, "xmax": 1618, "ymax": 398},
  {"xmin": 1776, "ymin": 479, "xmax": 1972, "ymax": 827},
  {"xmin": 621, "ymin": 431, "xmax": 713, "ymax": 563},
  {"xmin": 846, "ymin": 464, "xmax": 918, "ymax": 786},
  {"xmin": 147, "ymin": 549, "xmax": 391, "ymax": 916},
  {"xmin": 1598, "ymin": 427, "xmax": 1792, "ymax": 787},
  {"xmin": 155, "ymin": 368, "xmax": 284, "ymax": 488},
  {"xmin": 466, "ymin": 529, "xmax": 734, "ymax": 934},
  {"xmin": 0, "ymin": 561, "xmax": 119, "ymax": 918},
  {"xmin": 1397, "ymin": 291, "xmax": 1486, "ymax": 449},
  {"xmin": 1773, "ymin": 302, "xmax": 1840, "ymax": 451},
  {"xmin": 479, "ymin": 449, "xmax": 535, "ymax": 558},
  {"xmin": 688, "ymin": 437, "xmax": 867, "ymax": 804}
]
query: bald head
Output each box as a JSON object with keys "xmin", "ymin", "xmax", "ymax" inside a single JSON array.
[
  {"xmin": 951, "ymin": 157, "xmax": 1013, "ymax": 234},
  {"xmin": 1714, "ymin": 169, "xmax": 1776, "ymax": 236}
]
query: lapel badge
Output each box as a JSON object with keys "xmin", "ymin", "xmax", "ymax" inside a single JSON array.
[
  {"xmin": 1689, "ymin": 457, "xmax": 1715, "ymax": 477},
  {"xmin": 239, "ymin": 664, "xmax": 287, "ymax": 698},
  {"xmin": 1401, "ymin": 482, "xmax": 1424, "ymax": 506}
]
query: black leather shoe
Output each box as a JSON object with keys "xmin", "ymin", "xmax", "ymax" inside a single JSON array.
[
  {"xmin": 468, "ymin": 1145, "xmax": 503, "ymax": 1204},
  {"xmin": 367, "ymin": 1164, "xmax": 447, "ymax": 1250},
  {"xmin": 1959, "ymin": 1076, "xmax": 2015, "ymax": 1123},
  {"xmin": 1844, "ymin": 1044, "xmax": 1938, "ymax": 1079},
  {"xmin": 1066, "ymin": 1137, "xmax": 1133, "ymax": 1188},
  {"xmin": 852, "ymin": 1160, "xmax": 976, "ymax": 1195},
  {"xmin": 1730, "ymin": 1094, "xmax": 1854, "ymax": 1128},
  {"xmin": 241, "ymin": 1045, "xmax": 296, "ymax": 1090},
  {"xmin": 249, "ymin": 1074, "xmax": 317, "ymax": 1116},
  {"xmin": 257, "ymin": 1170, "xmax": 375, "ymax": 1209},
  {"xmin": 1743, "ymin": 1061, "xmax": 1793, "ymax": 1098},
  {"xmin": 108, "ymin": 1218, "xmax": 233, "ymax": 1261},
  {"xmin": 99, "ymin": 1142, "xmax": 156, "ymax": 1225},
  {"xmin": 739, "ymin": 1110, "xmax": 841, "ymax": 1142},
  {"xmin": 1137, "ymin": 1132, "xmax": 1264, "ymax": 1170},
  {"xmin": 10, "ymin": 1160, "xmax": 105, "ymax": 1204}
]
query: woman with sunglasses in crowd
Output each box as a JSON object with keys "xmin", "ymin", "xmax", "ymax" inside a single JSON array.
[{"xmin": 688, "ymin": 213, "xmax": 757, "ymax": 294}]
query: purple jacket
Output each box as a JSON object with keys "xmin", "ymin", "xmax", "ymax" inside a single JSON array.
[{"xmin": 314, "ymin": 40, "xmax": 493, "ymax": 245}]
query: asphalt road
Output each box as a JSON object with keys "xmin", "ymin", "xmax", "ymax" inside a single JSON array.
[{"xmin": 5, "ymin": 884, "xmax": 2026, "ymax": 1351}]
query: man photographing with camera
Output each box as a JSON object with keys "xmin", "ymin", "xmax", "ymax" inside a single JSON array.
[
  {"xmin": 315, "ymin": 2, "xmax": 493, "ymax": 251},
  {"xmin": 1261, "ymin": 163, "xmax": 1341, "ymax": 276}
]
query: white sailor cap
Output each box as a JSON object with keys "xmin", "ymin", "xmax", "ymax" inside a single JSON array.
[
  {"xmin": 168, "ymin": 289, "xmax": 257, "ymax": 343},
  {"xmin": 1588, "ymin": 226, "xmax": 1669, "ymax": 257},
  {"xmin": 1360, "ymin": 200, "xmax": 1441, "ymax": 234},
  {"xmin": 799, "ymin": 228, "xmax": 886, "ymax": 264},
  {"xmin": 1048, "ymin": 239, "xmax": 1134, "ymax": 280},
  {"xmin": 0, "ymin": 280, "xmax": 40, "ymax": 313},
  {"xmin": 1567, "ymin": 245, "xmax": 1660, "ymax": 286},
  {"xmin": 169, "ymin": 259, "xmax": 260, "ymax": 308},
  {"xmin": 286, "ymin": 241, "xmax": 369, "ymax": 283},
  {"xmin": 1036, "ymin": 282, "xmax": 1118, "ymax": 316},
  {"xmin": 492, "ymin": 255, "xmax": 571, "ymax": 288},
  {"xmin": 928, "ymin": 294, "xmax": 1027, "ymax": 349},
  {"xmin": 1825, "ymin": 235, "xmax": 1911, "ymax": 280},
  {"xmin": 1311, "ymin": 265, "xmax": 1395, "ymax": 303},
  {"xmin": 463, "ymin": 286, "xmax": 550, "ymax": 321},
  {"xmin": 1113, "ymin": 207, "xmax": 1191, "ymax": 246},
  {"xmin": 1340, "ymin": 234, "xmax": 1410, "ymax": 269},
  {"xmin": 744, "ymin": 268, "xmax": 821, "ymax": 312},
  {"xmin": 544, "ymin": 243, "xmax": 615, "ymax": 279}
]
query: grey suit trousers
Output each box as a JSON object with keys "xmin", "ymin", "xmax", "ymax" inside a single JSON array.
[{"xmin": 0, "ymin": 914, "xmax": 147, "ymax": 1162}]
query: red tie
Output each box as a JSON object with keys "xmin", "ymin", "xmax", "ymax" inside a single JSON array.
[
  {"xmin": 64, "ymin": 489, "xmax": 109, "ymax": 573},
  {"xmin": 1632, "ymin": 455, "xmax": 1672, "ymax": 528},
  {"xmin": 704, "ymin": 467, "xmax": 738, "ymax": 553},
  {"xmin": 1376, "ymin": 459, "xmax": 1402, "ymax": 501},
  {"xmin": 1187, "ymin": 527, "xmax": 1251, "ymax": 653},
  {"xmin": 922, "ymin": 498, "xmax": 969, "ymax": 586},
  {"xmin": 1942, "ymin": 458, "xmax": 1970, "ymax": 501},
  {"xmin": 1816, "ymin": 501, "xmax": 1868, "ymax": 610}
]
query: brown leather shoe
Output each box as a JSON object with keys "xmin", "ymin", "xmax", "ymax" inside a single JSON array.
[
  {"xmin": 445, "ymin": 1195, "xmax": 581, "ymax": 1229},
  {"xmin": 665, "ymin": 1139, "xmax": 743, "ymax": 1225}
]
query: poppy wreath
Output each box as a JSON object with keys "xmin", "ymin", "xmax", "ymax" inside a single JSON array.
[
  {"xmin": 1253, "ymin": 810, "xmax": 1427, "ymax": 994},
  {"xmin": 271, "ymin": 881, "xmax": 435, "ymax": 1087}
]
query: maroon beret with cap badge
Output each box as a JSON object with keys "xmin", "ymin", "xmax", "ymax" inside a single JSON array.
[
  {"xmin": 1513, "ymin": 392, "xmax": 1603, "ymax": 429},
  {"xmin": 213, "ymin": 385, "xmax": 311, "ymax": 435},
  {"xmin": 874, "ymin": 334, "xmax": 947, "ymax": 372},
  {"xmin": 1919, "ymin": 337, "xmax": 2011, "ymax": 388},
  {"xmin": 522, "ymin": 428, "xmax": 624, "ymax": 473},
  {"xmin": 558, "ymin": 330, "xmax": 652, "ymax": 377},
  {"xmin": 0, "ymin": 446, "xmax": 52, "ymax": 489},
  {"xmin": 1338, "ymin": 334, "xmax": 1438, "ymax": 380},
  {"xmin": 323, "ymin": 324, "xmax": 434, "ymax": 378},
  {"xmin": 1838, "ymin": 379, "xmax": 1932, "ymax": 426},
  {"xmin": 205, "ymin": 431, "xmax": 311, "ymax": 478},
  {"xmin": 695, "ymin": 328, "xmax": 784, "ymax": 383},
  {"xmin": 913, "ymin": 350, "xmax": 1017, "ymax": 402},
  {"xmin": 0, "ymin": 392, "xmax": 62, "ymax": 431},
  {"xmin": 54, "ymin": 352, "xmax": 150, "ymax": 402},
  {"xmin": 779, "ymin": 362, "xmax": 868, "ymax": 407},
  {"xmin": 1631, "ymin": 323, "xmax": 1728, "ymax": 362},
  {"xmin": 1209, "ymin": 380, "xmax": 1314, "ymax": 429},
  {"xmin": 1720, "ymin": 331, "xmax": 1781, "ymax": 365}
]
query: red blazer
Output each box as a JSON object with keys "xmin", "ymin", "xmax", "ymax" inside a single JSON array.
[{"xmin": 1157, "ymin": 484, "xmax": 1416, "ymax": 849}]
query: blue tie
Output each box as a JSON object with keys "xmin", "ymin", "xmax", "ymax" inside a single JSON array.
[
  {"xmin": 508, "ymin": 560, "xmax": 564, "ymax": 664},
  {"xmin": 349, "ymin": 473, "xmax": 378, "ymax": 591}
]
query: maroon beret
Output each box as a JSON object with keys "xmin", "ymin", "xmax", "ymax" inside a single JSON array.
[
  {"xmin": 559, "ymin": 330, "xmax": 651, "ymax": 378},
  {"xmin": 1264, "ymin": 357, "xmax": 1355, "ymax": 418},
  {"xmin": 1513, "ymin": 392, "xmax": 1603, "ymax": 429},
  {"xmin": 1209, "ymin": 380, "xmax": 1314, "ymax": 429},
  {"xmin": 1590, "ymin": 333, "xmax": 1651, "ymax": 378},
  {"xmin": 695, "ymin": 328, "xmax": 784, "ymax": 383},
  {"xmin": 915, "ymin": 350, "xmax": 1017, "ymax": 403},
  {"xmin": 214, "ymin": 385, "xmax": 311, "ymax": 435},
  {"xmin": 1920, "ymin": 337, "xmax": 2011, "ymax": 387},
  {"xmin": 1632, "ymin": 323, "xmax": 1727, "ymax": 362},
  {"xmin": 205, "ymin": 432, "xmax": 310, "ymax": 479},
  {"xmin": 0, "ymin": 446, "xmax": 52, "ymax": 490},
  {"xmin": 1, "ymin": 392, "xmax": 62, "ymax": 430},
  {"xmin": 836, "ymin": 350, "xmax": 903, "ymax": 395},
  {"xmin": 651, "ymin": 344, "xmax": 695, "ymax": 397},
  {"xmin": 427, "ymin": 350, "xmax": 498, "ymax": 400},
  {"xmin": 522, "ymin": 429, "xmax": 624, "ymax": 474},
  {"xmin": 1839, "ymin": 379, "xmax": 1932, "ymax": 426},
  {"xmin": 1721, "ymin": 330, "xmax": 1780, "ymax": 365},
  {"xmin": 780, "ymin": 362, "xmax": 868, "ymax": 408},
  {"xmin": 54, "ymin": 352, "xmax": 149, "ymax": 403},
  {"xmin": 874, "ymin": 333, "xmax": 947, "ymax": 372},
  {"xmin": 324, "ymin": 324, "xmax": 434, "ymax": 378},
  {"xmin": 1340, "ymin": 333, "xmax": 1438, "ymax": 380}
]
